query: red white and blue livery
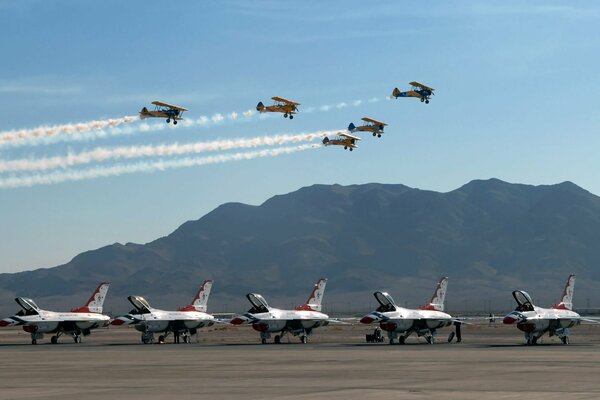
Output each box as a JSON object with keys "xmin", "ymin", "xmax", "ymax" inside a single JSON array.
[
  {"xmin": 503, "ymin": 274, "xmax": 589, "ymax": 345},
  {"xmin": 111, "ymin": 279, "xmax": 215, "ymax": 344},
  {"xmin": 361, "ymin": 277, "xmax": 461, "ymax": 344},
  {"xmin": 0, "ymin": 282, "xmax": 111, "ymax": 344},
  {"xmin": 230, "ymin": 278, "xmax": 331, "ymax": 344}
]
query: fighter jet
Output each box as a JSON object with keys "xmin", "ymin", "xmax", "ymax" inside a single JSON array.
[
  {"xmin": 0, "ymin": 282, "xmax": 110, "ymax": 344},
  {"xmin": 111, "ymin": 280, "xmax": 215, "ymax": 344},
  {"xmin": 360, "ymin": 277, "xmax": 462, "ymax": 344},
  {"xmin": 230, "ymin": 278, "xmax": 332, "ymax": 344},
  {"xmin": 503, "ymin": 274, "xmax": 596, "ymax": 345}
]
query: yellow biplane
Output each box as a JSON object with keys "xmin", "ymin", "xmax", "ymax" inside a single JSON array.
[
  {"xmin": 139, "ymin": 101, "xmax": 189, "ymax": 125},
  {"xmin": 322, "ymin": 132, "xmax": 360, "ymax": 151},
  {"xmin": 256, "ymin": 96, "xmax": 300, "ymax": 119},
  {"xmin": 391, "ymin": 81, "xmax": 435, "ymax": 104},
  {"xmin": 348, "ymin": 117, "xmax": 387, "ymax": 138}
]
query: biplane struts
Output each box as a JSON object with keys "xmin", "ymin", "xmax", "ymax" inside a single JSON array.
[
  {"xmin": 321, "ymin": 132, "xmax": 360, "ymax": 151},
  {"xmin": 139, "ymin": 101, "xmax": 188, "ymax": 125},
  {"xmin": 391, "ymin": 81, "xmax": 435, "ymax": 104},
  {"xmin": 348, "ymin": 118, "xmax": 387, "ymax": 138},
  {"xmin": 256, "ymin": 97, "xmax": 300, "ymax": 119}
]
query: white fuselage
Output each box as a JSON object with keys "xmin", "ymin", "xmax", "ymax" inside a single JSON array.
[
  {"xmin": 126, "ymin": 309, "xmax": 215, "ymax": 334},
  {"xmin": 7, "ymin": 310, "xmax": 110, "ymax": 333},
  {"xmin": 238, "ymin": 308, "xmax": 329, "ymax": 335},
  {"xmin": 382, "ymin": 308, "xmax": 452, "ymax": 333},
  {"xmin": 504, "ymin": 306, "xmax": 580, "ymax": 335},
  {"xmin": 363, "ymin": 307, "xmax": 453, "ymax": 335}
]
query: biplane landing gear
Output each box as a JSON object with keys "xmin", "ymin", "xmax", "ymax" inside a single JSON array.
[
  {"xmin": 425, "ymin": 100, "xmax": 429, "ymax": 104},
  {"xmin": 283, "ymin": 113, "xmax": 288, "ymax": 118},
  {"xmin": 373, "ymin": 132, "xmax": 376, "ymax": 137},
  {"xmin": 349, "ymin": 147, "xmax": 353, "ymax": 151},
  {"xmin": 377, "ymin": 134, "xmax": 382, "ymax": 138},
  {"xmin": 166, "ymin": 118, "xmax": 171, "ymax": 123},
  {"xmin": 289, "ymin": 114, "xmax": 293, "ymax": 119},
  {"xmin": 343, "ymin": 146, "xmax": 347, "ymax": 150},
  {"xmin": 420, "ymin": 98, "xmax": 425, "ymax": 103},
  {"xmin": 173, "ymin": 120, "xmax": 178, "ymax": 125}
]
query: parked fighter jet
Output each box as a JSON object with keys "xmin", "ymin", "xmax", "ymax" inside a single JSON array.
[
  {"xmin": 0, "ymin": 282, "xmax": 110, "ymax": 344},
  {"xmin": 230, "ymin": 278, "xmax": 332, "ymax": 344},
  {"xmin": 360, "ymin": 277, "xmax": 462, "ymax": 344},
  {"xmin": 503, "ymin": 274, "xmax": 596, "ymax": 345},
  {"xmin": 111, "ymin": 280, "xmax": 215, "ymax": 344}
]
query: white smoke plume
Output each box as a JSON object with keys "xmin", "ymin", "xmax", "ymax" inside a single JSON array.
[
  {"xmin": 0, "ymin": 116, "xmax": 139, "ymax": 147},
  {"xmin": 0, "ymin": 144, "xmax": 319, "ymax": 189},
  {"xmin": 0, "ymin": 109, "xmax": 259, "ymax": 148},
  {"xmin": 0, "ymin": 130, "xmax": 337, "ymax": 173}
]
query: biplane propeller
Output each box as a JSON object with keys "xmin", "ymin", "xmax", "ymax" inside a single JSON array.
[
  {"xmin": 322, "ymin": 132, "xmax": 360, "ymax": 151},
  {"xmin": 256, "ymin": 96, "xmax": 300, "ymax": 119},
  {"xmin": 348, "ymin": 117, "xmax": 388, "ymax": 138},
  {"xmin": 391, "ymin": 81, "xmax": 435, "ymax": 104},
  {"xmin": 139, "ymin": 101, "xmax": 188, "ymax": 124}
]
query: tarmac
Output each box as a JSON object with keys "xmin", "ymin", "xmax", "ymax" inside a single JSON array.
[{"xmin": 1, "ymin": 323, "xmax": 600, "ymax": 400}]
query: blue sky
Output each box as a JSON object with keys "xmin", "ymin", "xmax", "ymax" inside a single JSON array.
[{"xmin": 1, "ymin": 1, "xmax": 599, "ymax": 273}]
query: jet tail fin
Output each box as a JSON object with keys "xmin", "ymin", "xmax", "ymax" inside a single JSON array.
[
  {"xmin": 552, "ymin": 274, "xmax": 576, "ymax": 310},
  {"xmin": 179, "ymin": 279, "xmax": 213, "ymax": 312},
  {"xmin": 419, "ymin": 277, "xmax": 448, "ymax": 311},
  {"xmin": 296, "ymin": 278, "xmax": 327, "ymax": 312},
  {"xmin": 72, "ymin": 282, "xmax": 110, "ymax": 313}
]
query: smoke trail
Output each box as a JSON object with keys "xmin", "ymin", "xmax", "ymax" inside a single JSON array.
[
  {"xmin": 0, "ymin": 131, "xmax": 336, "ymax": 173},
  {"xmin": 0, "ymin": 109, "xmax": 259, "ymax": 148},
  {"xmin": 0, "ymin": 116, "xmax": 139, "ymax": 146},
  {"xmin": 0, "ymin": 144, "xmax": 319, "ymax": 189}
]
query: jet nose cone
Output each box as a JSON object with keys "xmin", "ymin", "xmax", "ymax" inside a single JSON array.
[
  {"xmin": 360, "ymin": 313, "xmax": 380, "ymax": 324},
  {"xmin": 230, "ymin": 317, "xmax": 247, "ymax": 325},
  {"xmin": 503, "ymin": 315, "xmax": 518, "ymax": 325}
]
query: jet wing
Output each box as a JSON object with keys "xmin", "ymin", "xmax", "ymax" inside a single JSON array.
[
  {"xmin": 579, "ymin": 317, "xmax": 600, "ymax": 324},
  {"xmin": 151, "ymin": 101, "xmax": 189, "ymax": 111}
]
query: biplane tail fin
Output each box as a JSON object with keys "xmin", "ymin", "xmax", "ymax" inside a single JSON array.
[
  {"xmin": 322, "ymin": 137, "xmax": 330, "ymax": 145},
  {"xmin": 392, "ymin": 88, "xmax": 401, "ymax": 98},
  {"xmin": 256, "ymin": 102, "xmax": 265, "ymax": 112},
  {"xmin": 348, "ymin": 123, "xmax": 356, "ymax": 132},
  {"xmin": 139, "ymin": 107, "xmax": 149, "ymax": 119}
]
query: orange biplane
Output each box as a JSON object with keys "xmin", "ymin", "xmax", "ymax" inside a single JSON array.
[
  {"xmin": 322, "ymin": 132, "xmax": 360, "ymax": 151},
  {"xmin": 348, "ymin": 117, "xmax": 387, "ymax": 138},
  {"xmin": 139, "ymin": 101, "xmax": 188, "ymax": 125},
  {"xmin": 256, "ymin": 97, "xmax": 300, "ymax": 119}
]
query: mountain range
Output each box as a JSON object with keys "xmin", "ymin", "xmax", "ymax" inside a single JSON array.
[{"xmin": 2, "ymin": 178, "xmax": 600, "ymax": 316}]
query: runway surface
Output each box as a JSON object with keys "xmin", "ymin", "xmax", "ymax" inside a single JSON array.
[{"xmin": 1, "ymin": 324, "xmax": 600, "ymax": 399}]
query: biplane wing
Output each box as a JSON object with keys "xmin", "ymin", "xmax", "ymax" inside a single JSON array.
[
  {"xmin": 361, "ymin": 117, "xmax": 388, "ymax": 126},
  {"xmin": 409, "ymin": 81, "xmax": 434, "ymax": 92},
  {"xmin": 340, "ymin": 132, "xmax": 361, "ymax": 141},
  {"xmin": 271, "ymin": 96, "xmax": 301, "ymax": 106},
  {"xmin": 151, "ymin": 101, "xmax": 189, "ymax": 111}
]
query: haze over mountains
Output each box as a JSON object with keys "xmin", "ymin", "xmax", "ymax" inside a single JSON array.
[{"xmin": 2, "ymin": 178, "xmax": 600, "ymax": 316}]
